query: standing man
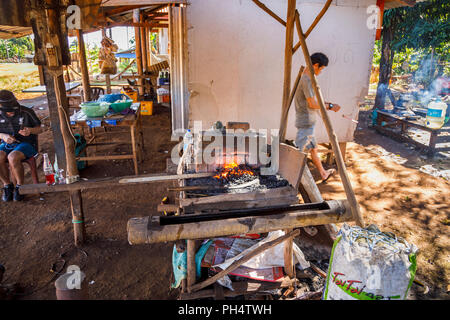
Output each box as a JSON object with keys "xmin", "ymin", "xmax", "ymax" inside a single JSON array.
[
  {"xmin": 294, "ymin": 52, "xmax": 341, "ymax": 182},
  {"xmin": 0, "ymin": 90, "xmax": 42, "ymax": 201}
]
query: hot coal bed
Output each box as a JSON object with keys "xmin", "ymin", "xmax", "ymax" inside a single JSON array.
[{"xmin": 185, "ymin": 162, "xmax": 289, "ymax": 197}]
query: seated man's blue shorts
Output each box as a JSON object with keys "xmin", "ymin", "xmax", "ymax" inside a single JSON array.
[
  {"xmin": 0, "ymin": 142, "xmax": 37, "ymax": 159},
  {"xmin": 295, "ymin": 127, "xmax": 317, "ymax": 152}
]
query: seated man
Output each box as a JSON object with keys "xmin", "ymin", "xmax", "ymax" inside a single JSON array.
[
  {"xmin": 0, "ymin": 90, "xmax": 42, "ymax": 201},
  {"xmin": 294, "ymin": 52, "xmax": 341, "ymax": 182}
]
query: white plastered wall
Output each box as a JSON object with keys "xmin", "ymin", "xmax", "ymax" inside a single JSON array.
[{"xmin": 186, "ymin": 0, "xmax": 377, "ymax": 143}]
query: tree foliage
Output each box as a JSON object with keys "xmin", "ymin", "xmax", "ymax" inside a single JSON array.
[{"xmin": 0, "ymin": 36, "xmax": 34, "ymax": 60}]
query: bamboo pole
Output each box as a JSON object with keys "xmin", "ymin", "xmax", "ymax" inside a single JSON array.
[
  {"xmin": 294, "ymin": 10, "xmax": 364, "ymax": 227},
  {"xmin": 127, "ymin": 200, "xmax": 351, "ymax": 244},
  {"xmin": 252, "ymin": 0, "xmax": 286, "ymax": 26},
  {"xmin": 133, "ymin": 9, "xmax": 144, "ymax": 96},
  {"xmin": 140, "ymin": 12, "xmax": 148, "ymax": 74},
  {"xmin": 279, "ymin": 0, "xmax": 297, "ymax": 147},
  {"xmin": 76, "ymin": 29, "xmax": 91, "ymax": 102}
]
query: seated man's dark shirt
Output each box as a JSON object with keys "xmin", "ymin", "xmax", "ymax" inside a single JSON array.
[{"xmin": 0, "ymin": 106, "xmax": 41, "ymax": 149}]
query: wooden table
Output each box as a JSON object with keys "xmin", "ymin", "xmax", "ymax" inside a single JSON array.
[
  {"xmin": 22, "ymin": 81, "xmax": 81, "ymax": 93},
  {"xmin": 374, "ymin": 110, "xmax": 450, "ymax": 156},
  {"xmin": 70, "ymin": 103, "xmax": 144, "ymax": 175}
]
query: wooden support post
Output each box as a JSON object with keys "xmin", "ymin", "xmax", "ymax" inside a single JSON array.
[
  {"xmin": 38, "ymin": 65, "xmax": 45, "ymax": 85},
  {"xmin": 294, "ymin": 10, "xmax": 364, "ymax": 227},
  {"xmin": 133, "ymin": 9, "xmax": 144, "ymax": 96},
  {"xmin": 189, "ymin": 229, "xmax": 301, "ymax": 293},
  {"xmin": 140, "ymin": 12, "xmax": 148, "ymax": 73},
  {"xmin": 76, "ymin": 29, "xmax": 91, "ymax": 102},
  {"xmin": 105, "ymin": 75, "xmax": 112, "ymax": 94},
  {"xmin": 284, "ymin": 228, "xmax": 295, "ymax": 278},
  {"xmin": 187, "ymin": 240, "xmax": 197, "ymax": 289},
  {"xmin": 279, "ymin": 0, "xmax": 296, "ymax": 144},
  {"xmin": 69, "ymin": 190, "xmax": 85, "ymax": 246}
]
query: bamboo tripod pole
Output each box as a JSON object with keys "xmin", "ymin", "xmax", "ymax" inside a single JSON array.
[{"xmin": 294, "ymin": 10, "xmax": 364, "ymax": 227}]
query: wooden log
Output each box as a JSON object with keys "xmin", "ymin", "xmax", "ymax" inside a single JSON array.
[
  {"xmin": 187, "ymin": 239, "xmax": 197, "ymax": 289},
  {"xmin": 188, "ymin": 229, "xmax": 300, "ymax": 293},
  {"xmin": 284, "ymin": 228, "xmax": 295, "ymax": 278},
  {"xmin": 75, "ymin": 29, "xmax": 91, "ymax": 102},
  {"xmin": 140, "ymin": 12, "xmax": 148, "ymax": 73},
  {"xmin": 133, "ymin": 9, "xmax": 144, "ymax": 96},
  {"xmin": 157, "ymin": 204, "xmax": 179, "ymax": 212},
  {"xmin": 252, "ymin": 0, "xmax": 286, "ymax": 27},
  {"xmin": 279, "ymin": 0, "xmax": 296, "ymax": 145},
  {"xmin": 294, "ymin": 11, "xmax": 364, "ymax": 228},
  {"xmin": 127, "ymin": 200, "xmax": 351, "ymax": 244},
  {"xmin": 19, "ymin": 172, "xmax": 216, "ymax": 195},
  {"xmin": 292, "ymin": 0, "xmax": 332, "ymax": 54}
]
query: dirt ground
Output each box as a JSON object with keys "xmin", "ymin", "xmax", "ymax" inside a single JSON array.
[{"xmin": 0, "ymin": 96, "xmax": 448, "ymax": 300}]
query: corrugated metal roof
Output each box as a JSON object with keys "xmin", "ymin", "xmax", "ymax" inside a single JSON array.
[{"xmin": 0, "ymin": 25, "xmax": 32, "ymax": 39}]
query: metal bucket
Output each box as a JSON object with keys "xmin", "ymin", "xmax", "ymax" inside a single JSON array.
[{"xmin": 55, "ymin": 271, "xmax": 88, "ymax": 300}]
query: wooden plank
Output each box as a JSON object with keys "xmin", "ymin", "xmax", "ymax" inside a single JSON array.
[
  {"xmin": 295, "ymin": 10, "xmax": 364, "ymax": 228},
  {"xmin": 278, "ymin": 143, "xmax": 307, "ymax": 190},
  {"xmin": 19, "ymin": 172, "xmax": 216, "ymax": 195},
  {"xmin": 182, "ymin": 196, "xmax": 299, "ymax": 214},
  {"xmin": 76, "ymin": 155, "xmax": 134, "ymax": 161},
  {"xmin": 179, "ymin": 186, "xmax": 298, "ymax": 207},
  {"xmin": 188, "ymin": 229, "xmax": 301, "ymax": 293}
]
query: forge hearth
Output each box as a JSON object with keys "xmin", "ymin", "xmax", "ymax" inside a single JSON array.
[{"xmin": 185, "ymin": 163, "xmax": 289, "ymax": 197}]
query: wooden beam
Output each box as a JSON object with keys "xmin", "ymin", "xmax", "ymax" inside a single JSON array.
[
  {"xmin": 133, "ymin": 9, "xmax": 144, "ymax": 96},
  {"xmin": 252, "ymin": 0, "xmax": 286, "ymax": 27},
  {"xmin": 279, "ymin": 0, "xmax": 296, "ymax": 148},
  {"xmin": 19, "ymin": 172, "xmax": 216, "ymax": 195},
  {"xmin": 76, "ymin": 29, "xmax": 91, "ymax": 102},
  {"xmin": 294, "ymin": 10, "xmax": 364, "ymax": 228},
  {"xmin": 292, "ymin": 0, "xmax": 332, "ymax": 54},
  {"xmin": 140, "ymin": 12, "xmax": 148, "ymax": 73}
]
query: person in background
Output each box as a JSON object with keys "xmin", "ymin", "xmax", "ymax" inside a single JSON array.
[
  {"xmin": 0, "ymin": 90, "xmax": 42, "ymax": 201},
  {"xmin": 294, "ymin": 52, "xmax": 341, "ymax": 183}
]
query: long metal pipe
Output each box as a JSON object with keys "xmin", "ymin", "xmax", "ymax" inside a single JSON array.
[{"xmin": 128, "ymin": 200, "xmax": 352, "ymax": 244}]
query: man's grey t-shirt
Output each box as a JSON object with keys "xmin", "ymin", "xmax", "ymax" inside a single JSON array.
[{"xmin": 294, "ymin": 73, "xmax": 319, "ymax": 128}]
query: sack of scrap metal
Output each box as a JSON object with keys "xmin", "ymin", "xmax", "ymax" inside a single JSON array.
[{"xmin": 323, "ymin": 224, "xmax": 418, "ymax": 300}]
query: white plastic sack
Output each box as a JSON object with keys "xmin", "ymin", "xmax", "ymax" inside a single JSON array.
[
  {"xmin": 323, "ymin": 224, "xmax": 418, "ymax": 300},
  {"xmin": 215, "ymin": 230, "xmax": 310, "ymax": 271}
]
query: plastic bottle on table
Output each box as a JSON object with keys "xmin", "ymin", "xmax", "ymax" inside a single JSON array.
[
  {"xmin": 43, "ymin": 153, "xmax": 55, "ymax": 185},
  {"xmin": 426, "ymin": 98, "xmax": 448, "ymax": 129}
]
